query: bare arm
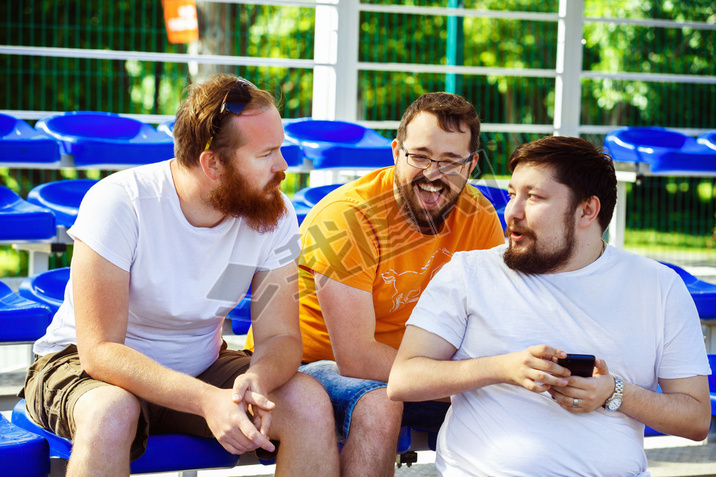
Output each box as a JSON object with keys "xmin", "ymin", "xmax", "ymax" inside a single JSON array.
[
  {"xmin": 227, "ymin": 260, "xmax": 302, "ymax": 440},
  {"xmin": 73, "ymin": 239, "xmax": 274, "ymax": 454},
  {"xmin": 387, "ymin": 325, "xmax": 570, "ymax": 401},
  {"xmin": 314, "ymin": 271, "xmax": 398, "ymax": 382},
  {"xmin": 242, "ymin": 260, "xmax": 303, "ymax": 397},
  {"xmin": 550, "ymin": 358, "xmax": 711, "ymax": 441},
  {"xmin": 623, "ymin": 376, "xmax": 711, "ymax": 441}
]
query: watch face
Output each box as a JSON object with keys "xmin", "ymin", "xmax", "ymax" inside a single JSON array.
[{"xmin": 607, "ymin": 397, "xmax": 622, "ymax": 411}]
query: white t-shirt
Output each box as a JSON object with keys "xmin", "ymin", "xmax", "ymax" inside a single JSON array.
[
  {"xmin": 407, "ymin": 244, "xmax": 711, "ymax": 477},
  {"xmin": 34, "ymin": 160, "xmax": 300, "ymax": 377}
]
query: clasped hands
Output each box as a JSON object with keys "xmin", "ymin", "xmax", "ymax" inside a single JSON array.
[
  {"xmin": 504, "ymin": 345, "xmax": 616, "ymax": 413},
  {"xmin": 203, "ymin": 373, "xmax": 276, "ymax": 455}
]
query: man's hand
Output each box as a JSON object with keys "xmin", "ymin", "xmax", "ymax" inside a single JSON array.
[
  {"xmin": 202, "ymin": 386, "xmax": 275, "ymax": 455},
  {"xmin": 501, "ymin": 345, "xmax": 570, "ymax": 393},
  {"xmin": 548, "ymin": 358, "xmax": 614, "ymax": 413},
  {"xmin": 231, "ymin": 373, "xmax": 275, "ymax": 445}
]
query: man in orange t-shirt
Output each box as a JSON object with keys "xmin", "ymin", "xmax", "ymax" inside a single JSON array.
[{"xmin": 297, "ymin": 93, "xmax": 505, "ymax": 476}]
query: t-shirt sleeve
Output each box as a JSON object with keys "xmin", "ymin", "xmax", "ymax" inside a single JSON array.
[
  {"xmin": 258, "ymin": 194, "xmax": 302, "ymax": 271},
  {"xmin": 659, "ymin": 270, "xmax": 712, "ymax": 379},
  {"xmin": 67, "ymin": 179, "xmax": 138, "ymax": 272},
  {"xmin": 298, "ymin": 199, "xmax": 379, "ymax": 292},
  {"xmin": 406, "ymin": 253, "xmax": 470, "ymax": 349}
]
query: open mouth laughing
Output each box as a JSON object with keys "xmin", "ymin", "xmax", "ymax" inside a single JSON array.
[{"xmin": 415, "ymin": 180, "xmax": 446, "ymax": 208}]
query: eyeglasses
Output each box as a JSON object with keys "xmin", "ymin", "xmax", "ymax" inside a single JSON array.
[
  {"xmin": 399, "ymin": 142, "xmax": 473, "ymax": 176},
  {"xmin": 204, "ymin": 77, "xmax": 255, "ymax": 151}
]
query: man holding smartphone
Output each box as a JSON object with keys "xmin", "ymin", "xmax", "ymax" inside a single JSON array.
[{"xmin": 388, "ymin": 136, "xmax": 711, "ymax": 476}]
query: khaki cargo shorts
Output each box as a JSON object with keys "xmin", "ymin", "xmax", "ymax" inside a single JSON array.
[{"xmin": 21, "ymin": 342, "xmax": 253, "ymax": 461}]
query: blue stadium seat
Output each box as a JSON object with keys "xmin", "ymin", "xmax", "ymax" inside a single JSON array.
[
  {"xmin": 0, "ymin": 186, "xmax": 56, "ymax": 242},
  {"xmin": 697, "ymin": 130, "xmax": 716, "ymax": 152},
  {"xmin": 0, "ymin": 413, "xmax": 50, "ymax": 477},
  {"xmin": 397, "ymin": 426, "xmax": 412, "ymax": 454},
  {"xmin": 291, "ymin": 184, "xmax": 345, "ymax": 226},
  {"xmin": 280, "ymin": 142, "xmax": 305, "ymax": 168},
  {"xmin": 35, "ymin": 111, "xmax": 174, "ymax": 167},
  {"xmin": 474, "ymin": 184, "xmax": 509, "ymax": 231},
  {"xmin": 12, "ymin": 400, "xmax": 240, "ymax": 474},
  {"xmin": 292, "ymin": 183, "xmax": 345, "ymax": 209},
  {"xmin": 157, "ymin": 118, "xmax": 175, "ymax": 138},
  {"xmin": 0, "ymin": 281, "xmax": 52, "ymax": 342},
  {"xmin": 292, "ymin": 201, "xmax": 312, "ymax": 226},
  {"xmin": 284, "ymin": 119, "xmax": 393, "ymax": 169},
  {"xmin": 18, "ymin": 267, "xmax": 69, "ymax": 317},
  {"xmin": 0, "ymin": 113, "xmax": 61, "ymax": 167},
  {"xmin": 604, "ymin": 126, "xmax": 716, "ymax": 174},
  {"xmin": 228, "ymin": 290, "xmax": 252, "ymax": 335},
  {"xmin": 26, "ymin": 179, "xmax": 97, "ymax": 228}
]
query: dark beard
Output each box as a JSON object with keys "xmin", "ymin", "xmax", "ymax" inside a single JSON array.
[
  {"xmin": 395, "ymin": 174, "xmax": 462, "ymax": 235},
  {"xmin": 503, "ymin": 212, "xmax": 575, "ymax": 275},
  {"xmin": 209, "ymin": 162, "xmax": 287, "ymax": 233}
]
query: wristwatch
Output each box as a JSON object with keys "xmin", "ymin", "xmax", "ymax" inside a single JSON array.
[{"xmin": 604, "ymin": 374, "xmax": 624, "ymax": 411}]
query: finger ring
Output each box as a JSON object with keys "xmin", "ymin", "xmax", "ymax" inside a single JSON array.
[{"xmin": 572, "ymin": 398, "xmax": 579, "ymax": 408}]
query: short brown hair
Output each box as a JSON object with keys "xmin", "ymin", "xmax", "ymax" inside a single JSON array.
[
  {"xmin": 396, "ymin": 92, "xmax": 481, "ymax": 153},
  {"xmin": 508, "ymin": 135, "xmax": 618, "ymax": 232},
  {"xmin": 173, "ymin": 74, "xmax": 277, "ymax": 168}
]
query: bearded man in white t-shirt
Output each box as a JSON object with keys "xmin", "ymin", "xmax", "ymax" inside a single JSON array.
[
  {"xmin": 21, "ymin": 74, "xmax": 339, "ymax": 476},
  {"xmin": 388, "ymin": 135, "xmax": 711, "ymax": 476}
]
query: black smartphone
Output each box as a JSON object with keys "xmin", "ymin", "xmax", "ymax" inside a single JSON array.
[{"xmin": 557, "ymin": 354, "xmax": 595, "ymax": 378}]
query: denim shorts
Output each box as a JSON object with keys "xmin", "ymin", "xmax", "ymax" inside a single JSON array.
[{"xmin": 299, "ymin": 360, "xmax": 450, "ymax": 441}]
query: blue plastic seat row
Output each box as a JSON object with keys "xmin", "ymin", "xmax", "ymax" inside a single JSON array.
[
  {"xmin": 160, "ymin": 116, "xmax": 394, "ymax": 170},
  {"xmin": 12, "ymin": 113, "xmax": 716, "ymax": 175},
  {"xmin": 605, "ymin": 126, "xmax": 716, "ymax": 174},
  {"xmin": 2, "ymin": 111, "xmax": 398, "ymax": 170},
  {"xmin": 0, "ymin": 112, "xmax": 174, "ymax": 168},
  {"xmin": 283, "ymin": 118, "xmax": 394, "ymax": 169},
  {"xmin": 36, "ymin": 112, "xmax": 174, "ymax": 167}
]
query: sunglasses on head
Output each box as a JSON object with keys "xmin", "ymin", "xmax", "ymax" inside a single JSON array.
[{"xmin": 204, "ymin": 77, "xmax": 255, "ymax": 151}]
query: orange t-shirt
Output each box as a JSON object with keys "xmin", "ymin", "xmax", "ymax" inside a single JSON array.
[{"xmin": 296, "ymin": 167, "xmax": 505, "ymax": 363}]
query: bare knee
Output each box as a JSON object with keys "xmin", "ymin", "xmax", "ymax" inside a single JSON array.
[
  {"xmin": 272, "ymin": 372, "xmax": 334, "ymax": 424},
  {"xmin": 350, "ymin": 387, "xmax": 403, "ymax": 440},
  {"xmin": 73, "ymin": 386, "xmax": 141, "ymax": 443}
]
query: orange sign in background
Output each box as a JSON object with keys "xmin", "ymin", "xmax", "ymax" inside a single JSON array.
[{"xmin": 162, "ymin": 0, "xmax": 199, "ymax": 44}]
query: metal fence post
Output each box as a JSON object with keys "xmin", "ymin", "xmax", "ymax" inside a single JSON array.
[
  {"xmin": 554, "ymin": 0, "xmax": 584, "ymax": 137},
  {"xmin": 312, "ymin": 1, "xmax": 338, "ymax": 120},
  {"xmin": 311, "ymin": 0, "xmax": 359, "ymax": 122},
  {"xmin": 335, "ymin": 0, "xmax": 360, "ymax": 121},
  {"xmin": 446, "ymin": 0, "xmax": 464, "ymax": 96}
]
